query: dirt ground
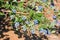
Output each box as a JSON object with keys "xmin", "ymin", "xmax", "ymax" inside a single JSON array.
[{"xmin": 0, "ymin": 30, "xmax": 60, "ymax": 40}]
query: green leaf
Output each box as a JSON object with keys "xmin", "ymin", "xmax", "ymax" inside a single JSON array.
[
  {"xmin": 0, "ymin": 12, "xmax": 4, "ymax": 15},
  {"xmin": 18, "ymin": 2, "xmax": 24, "ymax": 7},
  {"xmin": 4, "ymin": 4, "xmax": 10, "ymax": 9}
]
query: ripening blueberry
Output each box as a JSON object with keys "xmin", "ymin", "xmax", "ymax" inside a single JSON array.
[
  {"xmin": 25, "ymin": 21, "xmax": 30, "ymax": 25},
  {"xmin": 53, "ymin": 15, "xmax": 56, "ymax": 19},
  {"xmin": 51, "ymin": 2, "xmax": 54, "ymax": 6},
  {"xmin": 43, "ymin": 30, "xmax": 47, "ymax": 35},
  {"xmin": 39, "ymin": 29, "xmax": 44, "ymax": 33},
  {"xmin": 21, "ymin": 25, "xmax": 27, "ymax": 31},
  {"xmin": 10, "ymin": 15, "xmax": 15, "ymax": 20},
  {"xmin": 31, "ymin": 29, "xmax": 35, "ymax": 34},
  {"xmin": 57, "ymin": 20, "xmax": 60, "ymax": 26},
  {"xmin": 14, "ymin": 22, "xmax": 20, "ymax": 28},
  {"xmin": 38, "ymin": 6, "xmax": 43, "ymax": 11},
  {"xmin": 12, "ymin": 9, "xmax": 16, "ymax": 13},
  {"xmin": 50, "ymin": 3, "xmax": 54, "ymax": 9},
  {"xmin": 22, "ymin": 16, "xmax": 26, "ymax": 21},
  {"xmin": 50, "ymin": 4, "xmax": 54, "ymax": 8},
  {"xmin": 28, "ymin": 22, "xmax": 34, "ymax": 27},
  {"xmin": 34, "ymin": 20, "xmax": 38, "ymax": 25},
  {"xmin": 46, "ymin": 29, "xmax": 51, "ymax": 35},
  {"xmin": 39, "ymin": 29, "xmax": 47, "ymax": 35},
  {"xmin": 39, "ymin": 28, "xmax": 44, "ymax": 32}
]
